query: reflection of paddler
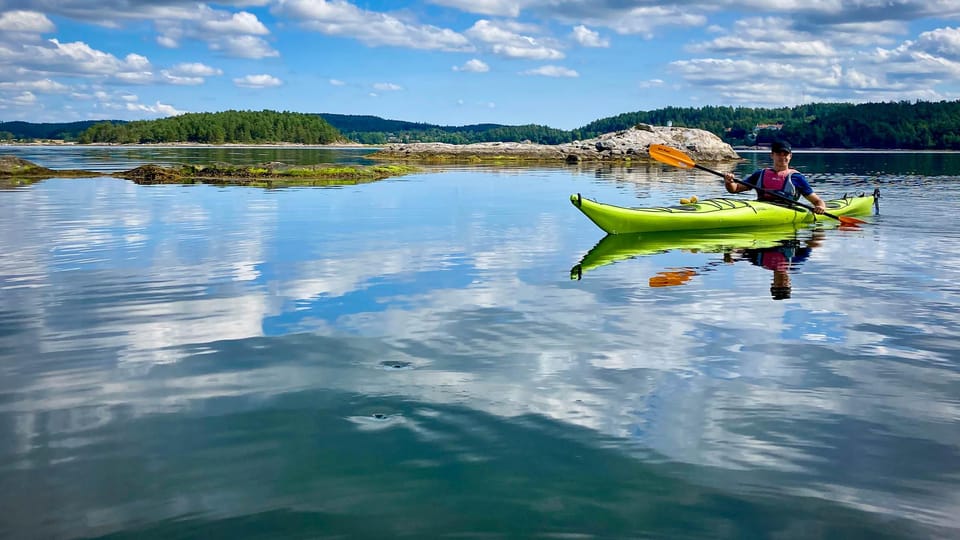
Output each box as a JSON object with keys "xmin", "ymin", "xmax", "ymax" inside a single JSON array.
[{"xmin": 739, "ymin": 230, "xmax": 823, "ymax": 300}]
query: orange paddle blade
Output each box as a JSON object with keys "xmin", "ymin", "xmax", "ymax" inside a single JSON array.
[
  {"xmin": 837, "ymin": 215, "xmax": 867, "ymax": 226},
  {"xmin": 649, "ymin": 269, "xmax": 697, "ymax": 288},
  {"xmin": 648, "ymin": 144, "xmax": 696, "ymax": 169}
]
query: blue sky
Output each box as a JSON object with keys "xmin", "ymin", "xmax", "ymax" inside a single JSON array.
[{"xmin": 1, "ymin": 1, "xmax": 959, "ymax": 130}]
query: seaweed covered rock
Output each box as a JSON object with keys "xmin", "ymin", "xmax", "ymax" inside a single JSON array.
[
  {"xmin": 116, "ymin": 164, "xmax": 185, "ymax": 184},
  {"xmin": 0, "ymin": 155, "xmax": 55, "ymax": 176}
]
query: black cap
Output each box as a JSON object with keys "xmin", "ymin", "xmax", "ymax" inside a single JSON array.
[{"xmin": 771, "ymin": 140, "xmax": 792, "ymax": 153}]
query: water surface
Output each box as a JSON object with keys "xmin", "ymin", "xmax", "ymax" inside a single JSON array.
[{"xmin": 1, "ymin": 148, "xmax": 959, "ymax": 539}]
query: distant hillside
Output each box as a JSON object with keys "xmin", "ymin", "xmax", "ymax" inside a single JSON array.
[
  {"xmin": 0, "ymin": 120, "xmax": 112, "ymax": 141},
  {"xmin": 317, "ymin": 113, "xmax": 572, "ymax": 145}
]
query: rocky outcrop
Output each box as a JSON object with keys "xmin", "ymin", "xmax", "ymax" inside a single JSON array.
[
  {"xmin": 370, "ymin": 124, "xmax": 740, "ymax": 163},
  {"xmin": 0, "ymin": 155, "xmax": 98, "ymax": 178}
]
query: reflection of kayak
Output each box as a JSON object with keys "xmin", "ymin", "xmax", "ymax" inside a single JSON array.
[
  {"xmin": 570, "ymin": 193, "xmax": 875, "ymax": 234},
  {"xmin": 571, "ymin": 225, "xmax": 806, "ymax": 279}
]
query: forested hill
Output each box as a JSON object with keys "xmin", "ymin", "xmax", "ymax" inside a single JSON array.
[
  {"xmin": 0, "ymin": 120, "xmax": 104, "ymax": 141},
  {"xmin": 74, "ymin": 110, "xmax": 343, "ymax": 144},
  {"xmin": 573, "ymin": 100, "xmax": 960, "ymax": 149},
  {"xmin": 3, "ymin": 100, "xmax": 960, "ymax": 149},
  {"xmin": 317, "ymin": 113, "xmax": 571, "ymax": 145}
]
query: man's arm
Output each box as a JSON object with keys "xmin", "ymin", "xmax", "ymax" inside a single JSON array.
[
  {"xmin": 793, "ymin": 173, "xmax": 827, "ymax": 214},
  {"xmin": 804, "ymin": 192, "xmax": 827, "ymax": 214},
  {"xmin": 723, "ymin": 172, "xmax": 755, "ymax": 194}
]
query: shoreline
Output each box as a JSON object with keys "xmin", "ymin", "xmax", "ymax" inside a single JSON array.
[
  {"xmin": 0, "ymin": 142, "xmax": 378, "ymax": 149},
  {"xmin": 5, "ymin": 142, "xmax": 958, "ymax": 154}
]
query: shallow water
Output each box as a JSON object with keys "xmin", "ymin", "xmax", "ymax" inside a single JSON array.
[{"xmin": 1, "ymin": 148, "xmax": 959, "ymax": 538}]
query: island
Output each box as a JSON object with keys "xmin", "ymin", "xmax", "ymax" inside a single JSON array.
[{"xmin": 0, "ymin": 155, "xmax": 419, "ymax": 187}]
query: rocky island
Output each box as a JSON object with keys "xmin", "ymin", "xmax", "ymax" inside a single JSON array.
[
  {"xmin": 0, "ymin": 155, "xmax": 419, "ymax": 187},
  {"xmin": 370, "ymin": 124, "xmax": 740, "ymax": 163}
]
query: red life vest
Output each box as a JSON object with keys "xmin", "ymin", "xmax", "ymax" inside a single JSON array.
[
  {"xmin": 760, "ymin": 250, "xmax": 790, "ymax": 272},
  {"xmin": 757, "ymin": 168, "xmax": 800, "ymax": 201}
]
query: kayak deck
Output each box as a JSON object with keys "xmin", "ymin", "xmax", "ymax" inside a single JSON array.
[{"xmin": 570, "ymin": 193, "xmax": 875, "ymax": 234}]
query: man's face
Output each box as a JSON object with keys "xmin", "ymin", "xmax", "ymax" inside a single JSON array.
[{"xmin": 772, "ymin": 150, "xmax": 792, "ymax": 168}]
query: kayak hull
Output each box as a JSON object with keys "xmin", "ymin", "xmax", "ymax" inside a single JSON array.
[{"xmin": 570, "ymin": 193, "xmax": 875, "ymax": 234}]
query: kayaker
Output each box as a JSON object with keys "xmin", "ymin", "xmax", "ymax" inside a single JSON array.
[{"xmin": 722, "ymin": 140, "xmax": 827, "ymax": 214}]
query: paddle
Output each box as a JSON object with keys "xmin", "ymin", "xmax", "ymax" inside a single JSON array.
[{"xmin": 648, "ymin": 144, "xmax": 867, "ymax": 226}]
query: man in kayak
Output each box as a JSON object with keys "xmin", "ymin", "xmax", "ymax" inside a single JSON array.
[{"xmin": 722, "ymin": 140, "xmax": 827, "ymax": 214}]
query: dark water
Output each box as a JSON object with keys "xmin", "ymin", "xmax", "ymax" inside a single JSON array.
[{"xmin": 1, "ymin": 147, "xmax": 959, "ymax": 539}]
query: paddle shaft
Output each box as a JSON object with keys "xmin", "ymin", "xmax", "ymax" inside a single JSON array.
[{"xmin": 689, "ymin": 162, "xmax": 845, "ymax": 222}]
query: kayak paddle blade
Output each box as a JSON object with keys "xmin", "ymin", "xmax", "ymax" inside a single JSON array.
[
  {"xmin": 649, "ymin": 269, "xmax": 697, "ymax": 287},
  {"xmin": 836, "ymin": 215, "xmax": 867, "ymax": 226},
  {"xmin": 649, "ymin": 144, "xmax": 696, "ymax": 169}
]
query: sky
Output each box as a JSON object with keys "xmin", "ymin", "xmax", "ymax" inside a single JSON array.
[{"xmin": 1, "ymin": 1, "xmax": 959, "ymax": 130}]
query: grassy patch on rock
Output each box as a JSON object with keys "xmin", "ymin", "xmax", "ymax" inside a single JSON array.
[
  {"xmin": 114, "ymin": 163, "xmax": 420, "ymax": 186},
  {"xmin": 0, "ymin": 155, "xmax": 100, "ymax": 179}
]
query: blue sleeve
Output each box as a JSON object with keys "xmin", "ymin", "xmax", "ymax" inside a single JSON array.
[
  {"xmin": 743, "ymin": 170, "xmax": 762, "ymax": 188},
  {"xmin": 789, "ymin": 246, "xmax": 812, "ymax": 264},
  {"xmin": 790, "ymin": 173, "xmax": 813, "ymax": 196}
]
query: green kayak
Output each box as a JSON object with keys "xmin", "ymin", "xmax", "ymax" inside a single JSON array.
[{"xmin": 570, "ymin": 192, "xmax": 876, "ymax": 234}]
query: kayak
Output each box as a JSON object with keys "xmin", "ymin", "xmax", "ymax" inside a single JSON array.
[
  {"xmin": 570, "ymin": 192, "xmax": 875, "ymax": 234},
  {"xmin": 571, "ymin": 225, "xmax": 808, "ymax": 279}
]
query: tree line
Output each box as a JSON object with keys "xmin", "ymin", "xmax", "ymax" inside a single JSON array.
[
  {"xmin": 3, "ymin": 100, "xmax": 959, "ymax": 149},
  {"xmin": 75, "ymin": 110, "xmax": 344, "ymax": 145}
]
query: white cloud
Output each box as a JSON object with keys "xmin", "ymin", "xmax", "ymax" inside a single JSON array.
[
  {"xmin": 466, "ymin": 19, "xmax": 564, "ymax": 60},
  {"xmin": 329, "ymin": 78, "xmax": 346, "ymax": 86},
  {"xmin": 82, "ymin": 89, "xmax": 187, "ymax": 118},
  {"xmin": 153, "ymin": 6, "xmax": 277, "ymax": 58},
  {"xmin": 690, "ymin": 36, "xmax": 836, "ymax": 58},
  {"xmin": 233, "ymin": 73, "xmax": 282, "ymax": 88},
  {"xmin": 426, "ymin": 0, "xmax": 522, "ymax": 17},
  {"xmin": 274, "ymin": 0, "xmax": 473, "ymax": 52},
  {"xmin": 160, "ymin": 62, "xmax": 222, "ymax": 85},
  {"xmin": 453, "ymin": 59, "xmax": 490, "ymax": 72},
  {"xmin": 571, "ymin": 25, "xmax": 609, "ymax": 48},
  {"xmin": 0, "ymin": 79, "xmax": 69, "ymax": 93},
  {"xmin": 522, "ymin": 65, "xmax": 579, "ymax": 77},
  {"xmin": 199, "ymin": 11, "xmax": 269, "ymax": 35},
  {"xmin": 913, "ymin": 26, "xmax": 960, "ymax": 61},
  {"xmin": 7, "ymin": 39, "xmax": 156, "ymax": 84},
  {"xmin": 569, "ymin": 6, "xmax": 707, "ymax": 38},
  {"xmin": 373, "ymin": 82, "xmax": 402, "ymax": 91},
  {"xmin": 0, "ymin": 10, "xmax": 55, "ymax": 33},
  {"xmin": 207, "ymin": 35, "xmax": 279, "ymax": 58},
  {"xmin": 168, "ymin": 62, "xmax": 221, "ymax": 77},
  {"xmin": 11, "ymin": 91, "xmax": 37, "ymax": 105},
  {"xmin": 125, "ymin": 100, "xmax": 184, "ymax": 116},
  {"xmin": 807, "ymin": 20, "xmax": 907, "ymax": 47}
]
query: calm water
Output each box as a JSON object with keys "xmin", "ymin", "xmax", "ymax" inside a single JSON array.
[{"xmin": 1, "ymin": 147, "xmax": 959, "ymax": 539}]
